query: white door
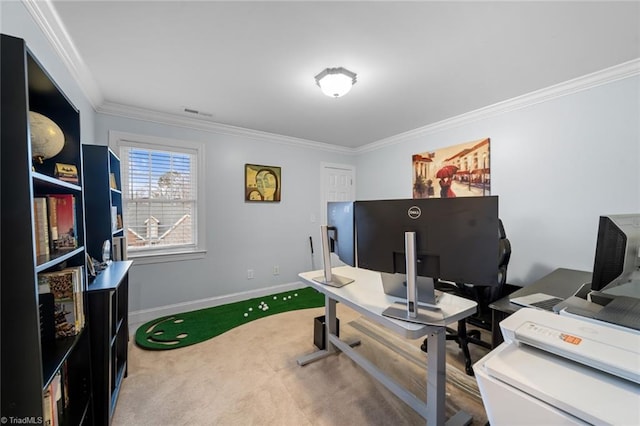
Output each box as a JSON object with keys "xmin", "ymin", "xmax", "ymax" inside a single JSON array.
[{"xmin": 320, "ymin": 163, "xmax": 355, "ymax": 225}]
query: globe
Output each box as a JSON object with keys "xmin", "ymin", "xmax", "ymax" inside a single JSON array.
[{"xmin": 29, "ymin": 111, "xmax": 65, "ymax": 163}]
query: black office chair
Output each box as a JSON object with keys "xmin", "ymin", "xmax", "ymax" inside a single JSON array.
[{"xmin": 421, "ymin": 219, "xmax": 512, "ymax": 376}]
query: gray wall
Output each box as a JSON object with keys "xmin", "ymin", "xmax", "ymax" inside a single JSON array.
[
  {"xmin": 1, "ymin": 1, "xmax": 96, "ymax": 145},
  {"xmin": 5, "ymin": 0, "xmax": 639, "ymax": 315},
  {"xmin": 355, "ymin": 75, "xmax": 640, "ymax": 286},
  {"xmin": 95, "ymin": 114, "xmax": 354, "ymax": 312}
]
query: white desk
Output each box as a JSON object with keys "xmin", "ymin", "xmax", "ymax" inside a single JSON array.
[{"xmin": 297, "ymin": 266, "xmax": 477, "ymax": 426}]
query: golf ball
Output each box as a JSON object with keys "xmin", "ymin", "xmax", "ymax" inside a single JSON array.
[{"xmin": 244, "ymin": 313, "xmax": 248, "ymax": 317}]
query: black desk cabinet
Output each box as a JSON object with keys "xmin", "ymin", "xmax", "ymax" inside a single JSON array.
[{"xmin": 88, "ymin": 260, "xmax": 133, "ymax": 425}]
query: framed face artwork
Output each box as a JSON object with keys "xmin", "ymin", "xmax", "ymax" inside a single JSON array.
[{"xmin": 245, "ymin": 164, "xmax": 281, "ymax": 202}]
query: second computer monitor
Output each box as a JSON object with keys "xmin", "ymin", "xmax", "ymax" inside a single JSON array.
[
  {"xmin": 590, "ymin": 214, "xmax": 640, "ymax": 294},
  {"xmin": 327, "ymin": 201, "xmax": 356, "ymax": 267}
]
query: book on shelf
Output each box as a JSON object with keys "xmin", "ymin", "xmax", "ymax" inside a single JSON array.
[
  {"xmin": 47, "ymin": 194, "xmax": 77, "ymax": 251},
  {"xmin": 47, "ymin": 196, "xmax": 58, "ymax": 245},
  {"xmin": 44, "ymin": 370, "xmax": 63, "ymax": 426},
  {"xmin": 52, "ymin": 371, "xmax": 62, "ymax": 425},
  {"xmin": 71, "ymin": 266, "xmax": 85, "ymax": 332},
  {"xmin": 61, "ymin": 362, "xmax": 70, "ymax": 410},
  {"xmin": 43, "ymin": 385, "xmax": 53, "ymax": 426},
  {"xmin": 109, "ymin": 172, "xmax": 118, "ymax": 190},
  {"xmin": 38, "ymin": 266, "xmax": 85, "ymax": 338},
  {"xmin": 43, "ymin": 364, "xmax": 72, "ymax": 426},
  {"xmin": 33, "ymin": 197, "xmax": 50, "ymax": 258},
  {"xmin": 111, "ymin": 206, "xmax": 118, "ymax": 231}
]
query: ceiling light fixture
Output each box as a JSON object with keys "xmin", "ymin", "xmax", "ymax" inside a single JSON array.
[{"xmin": 314, "ymin": 67, "xmax": 357, "ymax": 98}]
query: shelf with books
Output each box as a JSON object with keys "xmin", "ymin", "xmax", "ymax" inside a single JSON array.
[
  {"xmin": 38, "ymin": 266, "xmax": 86, "ymax": 339},
  {"xmin": 33, "ymin": 190, "xmax": 85, "ymax": 268},
  {"xmin": 1, "ymin": 34, "xmax": 92, "ymax": 425},
  {"xmin": 83, "ymin": 145, "xmax": 126, "ymax": 262},
  {"xmin": 108, "ymin": 151, "xmax": 121, "ymax": 191},
  {"xmin": 38, "ymin": 263, "xmax": 88, "ymax": 396},
  {"xmin": 41, "ymin": 330, "xmax": 92, "ymax": 426},
  {"xmin": 111, "ymin": 190, "xmax": 124, "ymax": 235},
  {"xmin": 35, "ymin": 247, "xmax": 85, "ymax": 274},
  {"xmin": 83, "ymin": 145, "xmax": 130, "ymax": 423},
  {"xmin": 33, "ymin": 171, "xmax": 82, "ymax": 192}
]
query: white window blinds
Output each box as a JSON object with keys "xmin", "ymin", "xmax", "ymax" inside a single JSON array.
[{"xmin": 121, "ymin": 145, "xmax": 197, "ymax": 253}]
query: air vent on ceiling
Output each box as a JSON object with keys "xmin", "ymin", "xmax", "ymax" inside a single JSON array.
[{"xmin": 183, "ymin": 107, "xmax": 213, "ymax": 118}]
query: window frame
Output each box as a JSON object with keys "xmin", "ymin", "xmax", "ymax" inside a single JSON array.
[{"xmin": 109, "ymin": 131, "xmax": 206, "ymax": 264}]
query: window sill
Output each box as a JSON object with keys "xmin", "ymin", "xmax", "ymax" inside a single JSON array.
[{"xmin": 127, "ymin": 249, "xmax": 206, "ymax": 265}]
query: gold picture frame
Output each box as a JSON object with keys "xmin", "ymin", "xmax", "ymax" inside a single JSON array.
[
  {"xmin": 55, "ymin": 163, "xmax": 79, "ymax": 184},
  {"xmin": 245, "ymin": 164, "xmax": 281, "ymax": 202}
]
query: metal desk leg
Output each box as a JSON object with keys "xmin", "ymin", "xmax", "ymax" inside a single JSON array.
[
  {"xmin": 325, "ymin": 295, "xmax": 338, "ymax": 350},
  {"xmin": 297, "ymin": 295, "xmax": 360, "ymax": 366},
  {"xmin": 427, "ymin": 327, "xmax": 472, "ymax": 426},
  {"xmin": 427, "ymin": 327, "xmax": 446, "ymax": 425}
]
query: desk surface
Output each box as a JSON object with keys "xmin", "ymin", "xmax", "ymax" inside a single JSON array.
[
  {"xmin": 490, "ymin": 268, "xmax": 592, "ymax": 315},
  {"xmin": 299, "ymin": 266, "xmax": 477, "ymax": 339}
]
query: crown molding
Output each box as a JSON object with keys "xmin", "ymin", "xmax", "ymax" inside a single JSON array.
[
  {"xmin": 22, "ymin": 0, "xmax": 103, "ymax": 108},
  {"xmin": 23, "ymin": 0, "xmax": 350, "ymax": 153},
  {"xmin": 357, "ymin": 58, "xmax": 640, "ymax": 153},
  {"xmin": 97, "ymin": 102, "xmax": 355, "ymax": 154},
  {"xmin": 26, "ymin": 0, "xmax": 638, "ymax": 155},
  {"xmin": 100, "ymin": 58, "xmax": 638, "ymax": 156}
]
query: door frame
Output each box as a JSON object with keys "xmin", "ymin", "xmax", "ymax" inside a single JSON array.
[{"xmin": 320, "ymin": 162, "xmax": 356, "ymax": 225}]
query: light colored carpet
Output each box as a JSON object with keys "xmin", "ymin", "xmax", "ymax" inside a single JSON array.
[{"xmin": 114, "ymin": 304, "xmax": 489, "ymax": 425}]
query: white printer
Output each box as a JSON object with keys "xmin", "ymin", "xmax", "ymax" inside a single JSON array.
[{"xmin": 474, "ymin": 308, "xmax": 640, "ymax": 425}]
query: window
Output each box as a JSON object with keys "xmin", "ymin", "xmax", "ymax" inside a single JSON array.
[{"xmin": 110, "ymin": 131, "xmax": 205, "ymax": 262}]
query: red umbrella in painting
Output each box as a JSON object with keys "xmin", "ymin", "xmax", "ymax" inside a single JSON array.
[{"xmin": 435, "ymin": 165, "xmax": 458, "ymax": 178}]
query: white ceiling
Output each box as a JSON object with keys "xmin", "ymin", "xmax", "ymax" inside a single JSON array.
[{"xmin": 50, "ymin": 1, "xmax": 640, "ymax": 148}]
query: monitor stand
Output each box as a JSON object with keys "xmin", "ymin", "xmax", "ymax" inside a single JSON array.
[
  {"xmin": 312, "ymin": 225, "xmax": 354, "ymax": 288},
  {"xmin": 382, "ymin": 232, "xmax": 444, "ymax": 325}
]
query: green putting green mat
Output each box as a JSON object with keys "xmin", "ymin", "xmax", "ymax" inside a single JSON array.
[{"xmin": 135, "ymin": 286, "xmax": 325, "ymax": 350}]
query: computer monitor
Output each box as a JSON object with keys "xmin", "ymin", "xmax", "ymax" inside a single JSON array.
[
  {"xmin": 355, "ymin": 196, "xmax": 499, "ymax": 321},
  {"xmin": 590, "ymin": 214, "xmax": 640, "ymax": 294},
  {"xmin": 327, "ymin": 201, "xmax": 355, "ymax": 267},
  {"xmin": 313, "ymin": 202, "xmax": 355, "ymax": 287}
]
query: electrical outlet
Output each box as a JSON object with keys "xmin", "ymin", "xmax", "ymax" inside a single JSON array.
[
  {"xmin": 273, "ymin": 265, "xmax": 280, "ymax": 275},
  {"xmin": 247, "ymin": 269, "xmax": 254, "ymax": 279}
]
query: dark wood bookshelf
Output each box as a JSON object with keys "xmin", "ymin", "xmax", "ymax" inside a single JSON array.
[
  {"xmin": 83, "ymin": 145, "xmax": 124, "ymax": 261},
  {"xmin": 87, "ymin": 260, "xmax": 132, "ymax": 425},
  {"xmin": 1, "ymin": 33, "xmax": 92, "ymax": 425}
]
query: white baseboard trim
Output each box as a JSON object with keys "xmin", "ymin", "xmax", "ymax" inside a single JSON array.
[{"xmin": 128, "ymin": 280, "xmax": 309, "ymax": 330}]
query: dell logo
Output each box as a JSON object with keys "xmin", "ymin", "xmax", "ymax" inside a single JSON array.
[{"xmin": 408, "ymin": 206, "xmax": 421, "ymax": 219}]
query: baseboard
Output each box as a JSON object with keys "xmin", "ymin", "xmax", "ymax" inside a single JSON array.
[{"xmin": 128, "ymin": 280, "xmax": 309, "ymax": 331}]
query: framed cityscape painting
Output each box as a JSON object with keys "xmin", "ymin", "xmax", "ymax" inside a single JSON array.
[
  {"xmin": 412, "ymin": 138, "xmax": 491, "ymax": 199},
  {"xmin": 245, "ymin": 164, "xmax": 281, "ymax": 202}
]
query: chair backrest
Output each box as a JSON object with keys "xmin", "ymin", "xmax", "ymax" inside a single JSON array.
[
  {"xmin": 437, "ymin": 218, "xmax": 512, "ymax": 317},
  {"xmin": 490, "ymin": 219, "xmax": 511, "ymax": 302}
]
